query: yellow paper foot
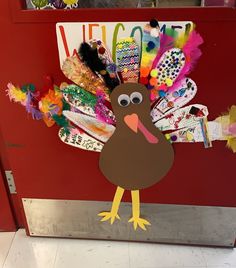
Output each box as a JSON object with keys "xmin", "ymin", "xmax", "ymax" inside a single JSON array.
[
  {"xmin": 128, "ymin": 217, "xmax": 151, "ymax": 231},
  {"xmin": 98, "ymin": 211, "xmax": 121, "ymax": 224}
]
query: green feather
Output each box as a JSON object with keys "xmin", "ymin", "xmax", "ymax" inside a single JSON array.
[
  {"xmin": 62, "ymin": 99, "xmax": 71, "ymax": 111},
  {"xmin": 52, "ymin": 114, "xmax": 69, "ymax": 128}
]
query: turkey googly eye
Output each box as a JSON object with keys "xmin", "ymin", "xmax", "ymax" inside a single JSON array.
[
  {"xmin": 118, "ymin": 94, "xmax": 130, "ymax": 107},
  {"xmin": 130, "ymin": 92, "xmax": 143, "ymax": 104}
]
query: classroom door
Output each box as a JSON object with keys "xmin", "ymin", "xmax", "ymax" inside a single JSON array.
[{"xmin": 0, "ymin": 0, "xmax": 236, "ymax": 245}]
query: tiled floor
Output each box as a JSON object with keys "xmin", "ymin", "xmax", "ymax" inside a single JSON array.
[{"xmin": 0, "ymin": 229, "xmax": 235, "ymax": 268}]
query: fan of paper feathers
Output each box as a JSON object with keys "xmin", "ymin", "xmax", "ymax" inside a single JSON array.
[{"xmin": 6, "ymin": 19, "xmax": 236, "ymax": 153}]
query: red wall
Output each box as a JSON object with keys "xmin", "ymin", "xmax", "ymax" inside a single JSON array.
[{"xmin": 0, "ymin": 1, "xmax": 236, "ymax": 226}]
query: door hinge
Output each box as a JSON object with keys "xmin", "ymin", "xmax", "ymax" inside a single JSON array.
[{"xmin": 5, "ymin": 170, "xmax": 17, "ymax": 194}]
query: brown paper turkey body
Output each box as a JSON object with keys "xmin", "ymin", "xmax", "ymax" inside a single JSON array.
[{"xmin": 99, "ymin": 83, "xmax": 174, "ymax": 190}]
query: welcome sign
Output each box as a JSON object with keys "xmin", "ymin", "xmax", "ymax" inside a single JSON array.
[{"xmin": 56, "ymin": 21, "xmax": 193, "ymax": 66}]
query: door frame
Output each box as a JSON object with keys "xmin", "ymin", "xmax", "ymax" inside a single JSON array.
[{"xmin": 0, "ymin": 166, "xmax": 16, "ymax": 231}]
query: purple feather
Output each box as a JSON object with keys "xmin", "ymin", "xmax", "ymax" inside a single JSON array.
[
  {"xmin": 25, "ymin": 91, "xmax": 33, "ymax": 114},
  {"xmin": 25, "ymin": 91, "xmax": 43, "ymax": 120},
  {"xmin": 31, "ymin": 107, "xmax": 43, "ymax": 120},
  {"xmin": 48, "ymin": 0, "xmax": 66, "ymax": 9}
]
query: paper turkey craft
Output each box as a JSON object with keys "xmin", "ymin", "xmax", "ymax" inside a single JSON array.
[
  {"xmin": 99, "ymin": 83, "xmax": 174, "ymax": 229},
  {"xmin": 7, "ymin": 19, "xmax": 236, "ymax": 230}
]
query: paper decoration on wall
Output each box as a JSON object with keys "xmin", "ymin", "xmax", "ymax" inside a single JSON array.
[
  {"xmin": 88, "ymin": 39, "xmax": 120, "ymax": 83},
  {"xmin": 116, "ymin": 37, "xmax": 140, "ymax": 83},
  {"xmin": 6, "ymin": 19, "xmax": 235, "ymax": 230},
  {"xmin": 99, "ymin": 83, "xmax": 174, "ymax": 230},
  {"xmin": 139, "ymin": 19, "xmax": 160, "ymax": 86},
  {"xmin": 155, "ymin": 104, "xmax": 209, "ymax": 131},
  {"xmin": 28, "ymin": 0, "xmax": 79, "ymax": 9},
  {"xmin": 165, "ymin": 118, "xmax": 212, "ymax": 148},
  {"xmin": 56, "ymin": 21, "xmax": 193, "ymax": 66},
  {"xmin": 212, "ymin": 105, "xmax": 236, "ymax": 153},
  {"xmin": 151, "ymin": 78, "xmax": 197, "ymax": 122},
  {"xmin": 59, "ymin": 126, "xmax": 104, "ymax": 152}
]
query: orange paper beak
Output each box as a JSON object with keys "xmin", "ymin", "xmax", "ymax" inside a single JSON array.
[{"xmin": 124, "ymin": 113, "xmax": 139, "ymax": 133}]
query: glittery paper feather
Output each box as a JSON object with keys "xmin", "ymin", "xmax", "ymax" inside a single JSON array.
[
  {"xmin": 62, "ymin": 84, "xmax": 115, "ymax": 124},
  {"xmin": 62, "ymin": 55, "xmax": 111, "ymax": 101},
  {"xmin": 79, "ymin": 42, "xmax": 119, "ymax": 90}
]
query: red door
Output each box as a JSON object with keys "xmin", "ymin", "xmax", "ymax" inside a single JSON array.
[{"xmin": 1, "ymin": 0, "xmax": 236, "ymax": 234}]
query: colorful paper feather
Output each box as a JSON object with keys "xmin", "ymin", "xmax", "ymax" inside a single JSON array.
[
  {"xmin": 8, "ymin": 19, "xmax": 235, "ymax": 154},
  {"xmin": 62, "ymin": 55, "xmax": 111, "ymax": 101},
  {"xmin": 79, "ymin": 42, "xmax": 119, "ymax": 90}
]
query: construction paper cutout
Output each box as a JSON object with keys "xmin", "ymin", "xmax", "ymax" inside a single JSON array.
[
  {"xmin": 62, "ymin": 84, "xmax": 116, "ymax": 124},
  {"xmin": 63, "ymin": 111, "xmax": 115, "ymax": 143},
  {"xmin": 98, "ymin": 186, "xmax": 151, "ymax": 231},
  {"xmin": 99, "ymin": 83, "xmax": 174, "ymax": 192},
  {"xmin": 58, "ymin": 127, "xmax": 103, "ymax": 152},
  {"xmin": 124, "ymin": 113, "xmax": 139, "ymax": 133},
  {"xmin": 151, "ymin": 78, "xmax": 197, "ymax": 122},
  {"xmin": 116, "ymin": 37, "xmax": 140, "ymax": 83},
  {"xmin": 138, "ymin": 120, "xmax": 159, "ymax": 144},
  {"xmin": 98, "ymin": 186, "xmax": 124, "ymax": 224},
  {"xmin": 128, "ymin": 190, "xmax": 151, "ymax": 231},
  {"xmin": 62, "ymin": 84, "xmax": 97, "ymax": 117},
  {"xmin": 154, "ymin": 48, "xmax": 186, "ymax": 88},
  {"xmin": 167, "ymin": 118, "xmax": 212, "ymax": 147},
  {"xmin": 139, "ymin": 21, "xmax": 160, "ymax": 86},
  {"xmin": 155, "ymin": 104, "xmax": 209, "ymax": 131},
  {"xmin": 124, "ymin": 113, "xmax": 159, "ymax": 143},
  {"xmin": 167, "ymin": 120, "xmax": 232, "ymax": 145},
  {"xmin": 166, "ymin": 124, "xmax": 205, "ymax": 143},
  {"xmin": 62, "ymin": 55, "xmax": 111, "ymax": 101}
]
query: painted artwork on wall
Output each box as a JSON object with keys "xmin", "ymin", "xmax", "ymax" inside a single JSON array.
[
  {"xmin": 7, "ymin": 19, "xmax": 236, "ymax": 230},
  {"xmin": 26, "ymin": 0, "xmax": 79, "ymax": 9},
  {"xmin": 25, "ymin": 0, "xmax": 139, "ymax": 9}
]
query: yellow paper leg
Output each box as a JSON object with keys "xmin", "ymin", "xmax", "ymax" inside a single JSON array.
[
  {"xmin": 128, "ymin": 190, "xmax": 151, "ymax": 231},
  {"xmin": 98, "ymin": 186, "xmax": 124, "ymax": 224}
]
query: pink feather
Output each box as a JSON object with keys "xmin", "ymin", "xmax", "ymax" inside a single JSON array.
[
  {"xmin": 95, "ymin": 90, "xmax": 116, "ymax": 125},
  {"xmin": 152, "ymin": 33, "xmax": 174, "ymax": 68},
  {"xmin": 168, "ymin": 30, "xmax": 204, "ymax": 92}
]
